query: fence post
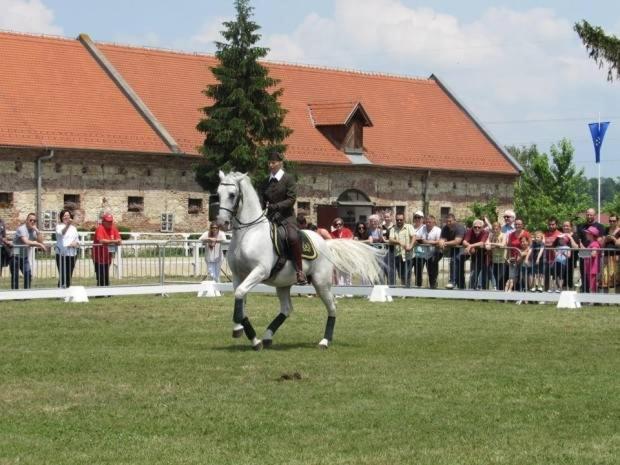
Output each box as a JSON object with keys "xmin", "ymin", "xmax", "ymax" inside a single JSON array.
[
  {"xmin": 116, "ymin": 245, "xmax": 123, "ymax": 280},
  {"xmin": 192, "ymin": 241, "xmax": 200, "ymax": 277},
  {"xmin": 159, "ymin": 242, "xmax": 165, "ymax": 285}
]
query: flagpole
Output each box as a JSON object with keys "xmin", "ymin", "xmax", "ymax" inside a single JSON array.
[{"xmin": 597, "ymin": 116, "xmax": 601, "ymax": 223}]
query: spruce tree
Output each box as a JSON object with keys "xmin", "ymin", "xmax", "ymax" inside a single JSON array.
[
  {"xmin": 195, "ymin": 0, "xmax": 292, "ymax": 192},
  {"xmin": 574, "ymin": 20, "xmax": 620, "ymax": 82}
]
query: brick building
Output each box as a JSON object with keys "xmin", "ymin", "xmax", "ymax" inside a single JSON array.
[{"xmin": 0, "ymin": 31, "xmax": 520, "ymax": 232}]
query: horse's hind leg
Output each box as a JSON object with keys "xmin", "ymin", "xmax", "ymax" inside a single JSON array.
[
  {"xmin": 314, "ymin": 283, "xmax": 337, "ymax": 349},
  {"xmin": 263, "ymin": 286, "xmax": 292, "ymax": 349}
]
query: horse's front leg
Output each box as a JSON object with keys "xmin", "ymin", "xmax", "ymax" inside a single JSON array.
[
  {"xmin": 262, "ymin": 286, "xmax": 292, "ymax": 349},
  {"xmin": 232, "ymin": 267, "xmax": 270, "ymax": 350}
]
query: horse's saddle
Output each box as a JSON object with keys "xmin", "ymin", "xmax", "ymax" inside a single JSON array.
[{"xmin": 269, "ymin": 223, "xmax": 318, "ymax": 278}]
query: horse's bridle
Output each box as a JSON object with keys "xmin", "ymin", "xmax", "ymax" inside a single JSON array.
[{"xmin": 219, "ymin": 182, "xmax": 267, "ymax": 230}]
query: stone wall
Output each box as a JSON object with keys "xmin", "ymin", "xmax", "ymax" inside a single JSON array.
[
  {"xmin": 0, "ymin": 148, "xmax": 517, "ymax": 233},
  {"xmin": 295, "ymin": 164, "xmax": 515, "ymax": 225},
  {"xmin": 0, "ymin": 147, "xmax": 211, "ymax": 232}
]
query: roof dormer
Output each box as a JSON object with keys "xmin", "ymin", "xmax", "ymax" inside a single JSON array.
[{"xmin": 309, "ymin": 101, "xmax": 373, "ymax": 160}]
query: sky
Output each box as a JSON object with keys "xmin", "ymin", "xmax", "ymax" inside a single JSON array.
[{"xmin": 2, "ymin": 0, "xmax": 620, "ymax": 178}]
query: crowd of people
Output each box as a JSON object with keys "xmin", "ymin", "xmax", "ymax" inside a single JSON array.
[{"xmin": 297, "ymin": 208, "xmax": 620, "ymax": 294}]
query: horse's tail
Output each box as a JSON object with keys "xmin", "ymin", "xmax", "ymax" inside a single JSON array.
[{"xmin": 325, "ymin": 239, "xmax": 386, "ymax": 284}]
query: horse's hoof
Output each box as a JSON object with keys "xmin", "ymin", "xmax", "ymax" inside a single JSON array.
[
  {"xmin": 232, "ymin": 328, "xmax": 243, "ymax": 338},
  {"xmin": 252, "ymin": 340, "xmax": 263, "ymax": 351},
  {"xmin": 263, "ymin": 339, "xmax": 273, "ymax": 349},
  {"xmin": 318, "ymin": 338, "xmax": 329, "ymax": 349}
]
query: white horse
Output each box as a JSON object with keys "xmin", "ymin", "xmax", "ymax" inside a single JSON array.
[{"xmin": 216, "ymin": 171, "xmax": 384, "ymax": 350}]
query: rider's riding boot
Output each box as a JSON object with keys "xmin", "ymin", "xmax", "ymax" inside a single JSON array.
[{"xmin": 290, "ymin": 237, "xmax": 308, "ymax": 285}]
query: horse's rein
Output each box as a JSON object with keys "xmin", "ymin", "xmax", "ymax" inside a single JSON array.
[{"xmin": 219, "ymin": 182, "xmax": 268, "ymax": 230}]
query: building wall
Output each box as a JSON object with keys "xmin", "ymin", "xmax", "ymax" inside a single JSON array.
[
  {"xmin": 0, "ymin": 147, "xmax": 210, "ymax": 232},
  {"xmin": 295, "ymin": 164, "xmax": 515, "ymax": 225},
  {"xmin": 0, "ymin": 148, "xmax": 517, "ymax": 233}
]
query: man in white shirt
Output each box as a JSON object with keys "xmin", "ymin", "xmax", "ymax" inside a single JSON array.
[{"xmin": 416, "ymin": 215, "xmax": 443, "ymax": 288}]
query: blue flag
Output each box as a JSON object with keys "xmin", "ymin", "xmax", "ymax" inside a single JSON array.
[{"xmin": 588, "ymin": 121, "xmax": 610, "ymax": 163}]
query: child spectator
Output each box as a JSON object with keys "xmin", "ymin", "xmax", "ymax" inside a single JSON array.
[
  {"xmin": 526, "ymin": 231, "xmax": 545, "ymax": 292},
  {"xmin": 582, "ymin": 226, "xmax": 601, "ymax": 293},
  {"xmin": 553, "ymin": 234, "xmax": 571, "ymax": 291}
]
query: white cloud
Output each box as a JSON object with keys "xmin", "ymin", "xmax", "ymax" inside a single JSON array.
[
  {"xmin": 262, "ymin": 0, "xmax": 598, "ymax": 108},
  {"xmin": 0, "ymin": 0, "xmax": 61, "ymax": 35},
  {"xmin": 188, "ymin": 17, "xmax": 227, "ymax": 53}
]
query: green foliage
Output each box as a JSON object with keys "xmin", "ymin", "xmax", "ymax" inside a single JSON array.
[
  {"xmin": 604, "ymin": 192, "xmax": 620, "ymax": 216},
  {"xmin": 465, "ymin": 199, "xmax": 498, "ymax": 228},
  {"xmin": 509, "ymin": 140, "xmax": 590, "ymax": 230},
  {"xmin": 588, "ymin": 177, "xmax": 620, "ymax": 206},
  {"xmin": 195, "ymin": 0, "xmax": 293, "ymax": 192},
  {"xmin": 574, "ymin": 20, "xmax": 620, "ymax": 81}
]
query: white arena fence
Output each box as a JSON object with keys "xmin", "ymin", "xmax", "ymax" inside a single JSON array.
[{"xmin": 1, "ymin": 241, "xmax": 619, "ymax": 305}]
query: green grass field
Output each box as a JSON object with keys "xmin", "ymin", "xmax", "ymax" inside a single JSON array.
[{"xmin": 1, "ymin": 295, "xmax": 619, "ymax": 465}]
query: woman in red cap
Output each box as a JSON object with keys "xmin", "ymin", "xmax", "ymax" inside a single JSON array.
[{"xmin": 93, "ymin": 213, "xmax": 122, "ymax": 286}]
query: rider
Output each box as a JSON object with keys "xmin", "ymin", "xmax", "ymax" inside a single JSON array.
[{"xmin": 259, "ymin": 150, "xmax": 308, "ymax": 285}]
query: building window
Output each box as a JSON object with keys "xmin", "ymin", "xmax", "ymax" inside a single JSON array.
[
  {"xmin": 63, "ymin": 194, "xmax": 80, "ymax": 210},
  {"xmin": 297, "ymin": 201, "xmax": 310, "ymax": 214},
  {"xmin": 188, "ymin": 198, "xmax": 203, "ymax": 215},
  {"xmin": 43, "ymin": 210, "xmax": 58, "ymax": 230},
  {"xmin": 208, "ymin": 195, "xmax": 219, "ymax": 222},
  {"xmin": 161, "ymin": 213, "xmax": 174, "ymax": 232},
  {"xmin": 440, "ymin": 207, "xmax": 451, "ymax": 224},
  {"xmin": 0, "ymin": 192, "xmax": 13, "ymax": 208},
  {"xmin": 128, "ymin": 196, "xmax": 144, "ymax": 213},
  {"xmin": 396, "ymin": 205, "xmax": 405, "ymax": 216}
]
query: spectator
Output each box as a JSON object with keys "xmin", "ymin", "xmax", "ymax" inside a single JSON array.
[
  {"xmin": 92, "ymin": 213, "xmax": 122, "ymax": 287},
  {"xmin": 0, "ymin": 218, "xmax": 11, "ymax": 276},
  {"xmin": 296, "ymin": 213, "xmax": 308, "ymax": 229},
  {"xmin": 542, "ymin": 217, "xmax": 562, "ymax": 291},
  {"xmin": 577, "ymin": 209, "xmax": 605, "ymax": 292},
  {"xmin": 561, "ymin": 220, "xmax": 580, "ymax": 289},
  {"xmin": 601, "ymin": 214, "xmax": 619, "ymax": 293},
  {"xmin": 55, "ymin": 209, "xmax": 80, "ymax": 288},
  {"xmin": 199, "ymin": 223, "xmax": 228, "ymax": 282},
  {"xmin": 581, "ymin": 226, "xmax": 601, "ymax": 293},
  {"xmin": 415, "ymin": 215, "xmax": 442, "ymax": 288},
  {"xmin": 438, "ymin": 213, "xmax": 466, "ymax": 289},
  {"xmin": 411, "ymin": 211, "xmax": 426, "ymax": 287},
  {"xmin": 486, "ymin": 221, "xmax": 506, "ymax": 290},
  {"xmin": 552, "ymin": 234, "xmax": 571, "ymax": 291},
  {"xmin": 353, "ymin": 221, "xmax": 371, "ymax": 243},
  {"xmin": 331, "ymin": 217, "xmax": 353, "ymax": 287},
  {"xmin": 389, "ymin": 213, "xmax": 415, "ymax": 287},
  {"xmin": 526, "ymin": 231, "xmax": 545, "ymax": 292},
  {"xmin": 505, "ymin": 219, "xmax": 530, "ymax": 291},
  {"xmin": 461, "ymin": 219, "xmax": 489, "ymax": 289},
  {"xmin": 381, "ymin": 210, "xmax": 396, "ymax": 286},
  {"xmin": 331, "ymin": 217, "xmax": 353, "ymax": 239},
  {"xmin": 10, "ymin": 213, "xmax": 47, "ymax": 289},
  {"xmin": 501, "ymin": 209, "xmax": 516, "ymax": 235},
  {"xmin": 367, "ymin": 214, "xmax": 383, "ymax": 243},
  {"xmin": 517, "ymin": 234, "xmax": 532, "ymax": 298}
]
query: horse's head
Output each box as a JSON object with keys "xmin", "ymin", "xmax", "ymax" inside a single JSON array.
[{"xmin": 216, "ymin": 170, "xmax": 245, "ymax": 227}]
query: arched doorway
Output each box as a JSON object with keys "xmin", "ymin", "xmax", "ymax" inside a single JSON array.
[{"xmin": 316, "ymin": 189, "xmax": 374, "ymax": 231}]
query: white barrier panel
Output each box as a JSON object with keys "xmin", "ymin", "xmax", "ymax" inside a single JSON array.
[
  {"xmin": 64, "ymin": 286, "xmax": 89, "ymax": 303},
  {"xmin": 197, "ymin": 280, "xmax": 221, "ymax": 297},
  {"xmin": 557, "ymin": 291, "xmax": 581, "ymax": 309},
  {"xmin": 368, "ymin": 285, "xmax": 393, "ymax": 302}
]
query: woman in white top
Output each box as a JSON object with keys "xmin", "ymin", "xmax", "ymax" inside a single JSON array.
[
  {"xmin": 199, "ymin": 223, "xmax": 228, "ymax": 282},
  {"xmin": 55, "ymin": 209, "xmax": 80, "ymax": 288}
]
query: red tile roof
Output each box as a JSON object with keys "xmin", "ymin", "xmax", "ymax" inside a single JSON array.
[
  {"xmin": 0, "ymin": 32, "xmax": 169, "ymax": 153},
  {"xmin": 309, "ymin": 101, "xmax": 371, "ymax": 127},
  {"xmin": 0, "ymin": 31, "xmax": 519, "ymax": 175}
]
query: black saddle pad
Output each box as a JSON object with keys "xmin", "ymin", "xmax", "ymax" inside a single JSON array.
[{"xmin": 270, "ymin": 224, "xmax": 318, "ymax": 260}]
